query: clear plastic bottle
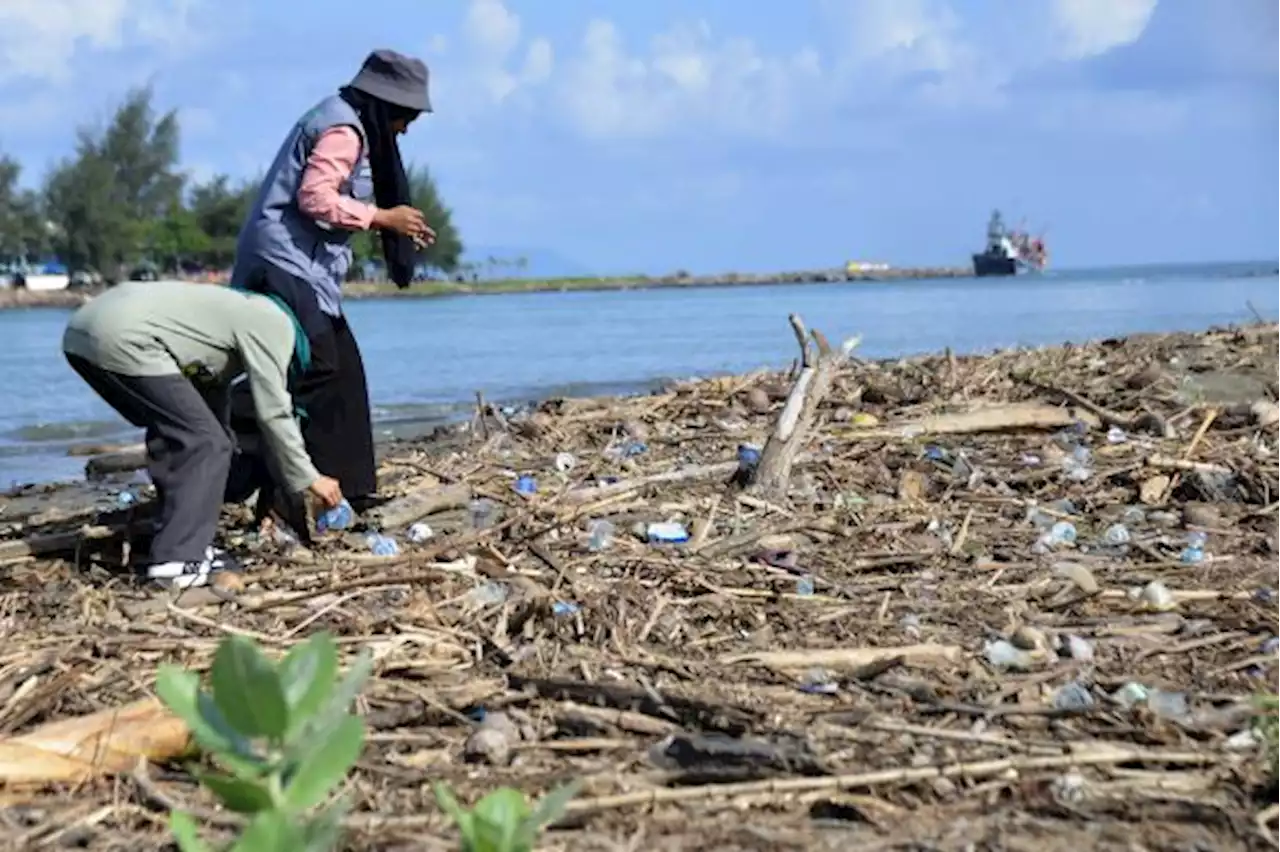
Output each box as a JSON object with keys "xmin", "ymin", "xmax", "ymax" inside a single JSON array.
[
  {"xmin": 317, "ymin": 499, "xmax": 354, "ymax": 532},
  {"xmin": 586, "ymin": 519, "xmax": 615, "ymax": 552},
  {"xmin": 365, "ymin": 532, "xmax": 399, "ymax": 556}
]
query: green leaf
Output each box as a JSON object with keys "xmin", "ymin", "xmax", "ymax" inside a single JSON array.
[
  {"xmin": 193, "ymin": 769, "xmax": 275, "ymax": 814},
  {"xmin": 282, "ymin": 714, "xmax": 365, "ymax": 812},
  {"xmin": 301, "ymin": 799, "xmax": 348, "ymax": 852},
  {"xmin": 210, "ymin": 635, "xmax": 290, "ymax": 741},
  {"xmin": 473, "ymin": 788, "xmax": 530, "ymax": 852},
  {"xmin": 169, "ymin": 811, "xmax": 210, "ymax": 852},
  {"xmin": 524, "ymin": 780, "xmax": 580, "ymax": 832},
  {"xmin": 299, "ymin": 650, "xmax": 372, "ymax": 743},
  {"xmin": 231, "ymin": 810, "xmax": 305, "ymax": 852},
  {"xmin": 157, "ymin": 666, "xmax": 257, "ymax": 765},
  {"xmin": 278, "ymin": 634, "xmax": 338, "ymax": 738},
  {"xmin": 433, "ymin": 783, "xmax": 478, "ymax": 848}
]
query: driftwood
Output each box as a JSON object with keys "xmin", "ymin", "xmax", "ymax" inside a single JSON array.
[
  {"xmin": 0, "ymin": 697, "xmax": 189, "ymax": 786},
  {"xmin": 84, "ymin": 444, "xmax": 148, "ymax": 480},
  {"xmin": 753, "ymin": 314, "xmax": 848, "ymax": 499},
  {"xmin": 564, "ymin": 461, "xmax": 739, "ymax": 505},
  {"xmin": 0, "ymin": 523, "xmax": 142, "ymax": 563},
  {"xmin": 366, "ymin": 482, "xmax": 473, "ymax": 529},
  {"xmin": 846, "ymin": 403, "xmax": 1102, "ymax": 440}
]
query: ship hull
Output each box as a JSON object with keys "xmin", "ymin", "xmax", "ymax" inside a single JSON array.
[{"xmin": 972, "ymin": 253, "xmax": 1018, "ymax": 277}]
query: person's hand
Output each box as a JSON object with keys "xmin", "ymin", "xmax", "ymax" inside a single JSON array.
[
  {"xmin": 373, "ymin": 205, "xmax": 427, "ymax": 239},
  {"xmin": 412, "ymin": 224, "xmax": 438, "ymax": 250},
  {"xmin": 307, "ymin": 475, "xmax": 343, "ymax": 508}
]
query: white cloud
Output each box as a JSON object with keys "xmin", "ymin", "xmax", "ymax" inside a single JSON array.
[
  {"xmin": 1050, "ymin": 0, "xmax": 1159, "ymax": 60},
  {"xmin": 458, "ymin": 0, "xmax": 554, "ymax": 105},
  {"xmin": 555, "ymin": 18, "xmax": 822, "ymax": 140},
  {"xmin": 0, "ymin": 0, "xmax": 197, "ymax": 84}
]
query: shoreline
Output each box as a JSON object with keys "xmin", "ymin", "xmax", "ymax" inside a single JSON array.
[
  {"xmin": 0, "ymin": 264, "xmax": 972, "ymax": 310},
  {"xmin": 0, "ymin": 319, "xmax": 1274, "ymax": 847}
]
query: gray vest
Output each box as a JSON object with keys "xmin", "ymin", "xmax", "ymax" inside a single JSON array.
[{"xmin": 231, "ymin": 95, "xmax": 374, "ymax": 316}]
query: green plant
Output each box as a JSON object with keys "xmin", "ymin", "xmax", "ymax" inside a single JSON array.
[
  {"xmin": 155, "ymin": 632, "xmax": 372, "ymax": 852},
  {"xmin": 433, "ymin": 781, "xmax": 579, "ymax": 852}
]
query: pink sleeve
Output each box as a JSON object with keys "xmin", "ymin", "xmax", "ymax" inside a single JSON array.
[{"xmin": 296, "ymin": 127, "xmax": 377, "ymax": 230}]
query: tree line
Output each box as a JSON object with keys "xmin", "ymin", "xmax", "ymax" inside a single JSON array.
[{"xmin": 0, "ymin": 87, "xmax": 463, "ymax": 284}]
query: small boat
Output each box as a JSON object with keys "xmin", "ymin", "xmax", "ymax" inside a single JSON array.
[{"xmin": 972, "ymin": 210, "xmax": 1048, "ymax": 277}]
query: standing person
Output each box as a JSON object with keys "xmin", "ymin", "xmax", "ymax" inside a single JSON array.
[
  {"xmin": 62, "ymin": 280, "xmax": 344, "ymax": 588},
  {"xmin": 231, "ymin": 48, "xmax": 436, "ymax": 515}
]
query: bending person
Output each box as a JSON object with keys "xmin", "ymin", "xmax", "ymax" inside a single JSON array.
[
  {"xmin": 230, "ymin": 48, "xmax": 435, "ymax": 515},
  {"xmin": 62, "ymin": 280, "xmax": 343, "ymax": 587}
]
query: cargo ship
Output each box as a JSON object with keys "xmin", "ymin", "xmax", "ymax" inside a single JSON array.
[{"xmin": 972, "ymin": 210, "xmax": 1048, "ymax": 277}]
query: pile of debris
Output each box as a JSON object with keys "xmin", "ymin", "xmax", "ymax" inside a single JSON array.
[{"xmin": 0, "ymin": 318, "xmax": 1276, "ymax": 851}]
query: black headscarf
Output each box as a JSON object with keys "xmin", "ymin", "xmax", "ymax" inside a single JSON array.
[{"xmin": 339, "ymin": 86, "xmax": 419, "ymax": 288}]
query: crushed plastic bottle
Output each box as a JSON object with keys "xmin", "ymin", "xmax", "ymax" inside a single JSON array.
[
  {"xmin": 796, "ymin": 575, "xmax": 815, "ymax": 596},
  {"xmin": 1025, "ymin": 506, "xmax": 1056, "ymax": 529},
  {"xmin": 514, "ymin": 475, "xmax": 537, "ymax": 495},
  {"xmin": 469, "ymin": 498, "xmax": 496, "ymax": 529},
  {"xmin": 1111, "ymin": 682, "xmax": 1149, "ymax": 709},
  {"xmin": 317, "ymin": 499, "xmax": 354, "ymax": 533},
  {"xmin": 799, "ymin": 667, "xmax": 839, "ymax": 695},
  {"xmin": 365, "ymin": 532, "xmax": 399, "ymax": 556},
  {"xmin": 1102, "ymin": 523, "xmax": 1131, "ymax": 546},
  {"xmin": 551, "ymin": 601, "xmax": 580, "ymax": 616},
  {"xmin": 646, "ymin": 522, "xmax": 689, "ymax": 544},
  {"xmin": 1106, "ymin": 425, "xmax": 1128, "ymax": 444},
  {"xmin": 1061, "ymin": 445, "xmax": 1094, "ymax": 482},
  {"xmin": 1147, "ymin": 688, "xmax": 1189, "ymax": 720},
  {"xmin": 1053, "ymin": 681, "xmax": 1095, "ymax": 710},
  {"xmin": 468, "ymin": 582, "xmax": 508, "ymax": 606},
  {"xmin": 1063, "ymin": 634, "xmax": 1095, "ymax": 661},
  {"xmin": 116, "ymin": 490, "xmax": 137, "ymax": 506},
  {"xmin": 1035, "ymin": 520, "xmax": 1078, "ymax": 554},
  {"xmin": 554, "ymin": 452, "xmax": 577, "ymax": 473},
  {"xmin": 586, "ymin": 519, "xmax": 615, "ymax": 552},
  {"xmin": 1138, "ymin": 579, "xmax": 1176, "ymax": 611},
  {"xmin": 407, "ymin": 522, "xmax": 433, "ymax": 543},
  {"xmin": 984, "ymin": 640, "xmax": 1035, "ymax": 671},
  {"xmin": 1179, "ymin": 531, "xmax": 1207, "ymax": 564}
]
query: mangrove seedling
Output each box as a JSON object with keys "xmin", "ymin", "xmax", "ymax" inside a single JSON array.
[
  {"xmin": 155, "ymin": 632, "xmax": 373, "ymax": 852},
  {"xmin": 434, "ymin": 781, "xmax": 580, "ymax": 852}
]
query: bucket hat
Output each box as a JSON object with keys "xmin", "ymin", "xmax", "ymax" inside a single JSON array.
[{"xmin": 349, "ymin": 49, "xmax": 432, "ymax": 113}]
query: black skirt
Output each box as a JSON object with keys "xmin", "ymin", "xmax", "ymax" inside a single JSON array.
[{"xmin": 239, "ymin": 265, "xmax": 377, "ymax": 499}]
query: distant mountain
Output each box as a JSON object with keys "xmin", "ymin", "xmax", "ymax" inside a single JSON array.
[{"xmin": 461, "ymin": 245, "xmax": 595, "ymax": 280}]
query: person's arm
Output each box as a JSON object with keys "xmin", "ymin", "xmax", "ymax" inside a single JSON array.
[
  {"xmin": 297, "ymin": 127, "xmax": 378, "ymax": 230},
  {"xmin": 232, "ymin": 308, "xmax": 322, "ymax": 495}
]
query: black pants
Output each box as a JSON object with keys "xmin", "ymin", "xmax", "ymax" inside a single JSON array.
[
  {"xmin": 241, "ymin": 264, "xmax": 377, "ymax": 498},
  {"xmin": 66, "ymin": 354, "xmax": 230, "ymax": 565}
]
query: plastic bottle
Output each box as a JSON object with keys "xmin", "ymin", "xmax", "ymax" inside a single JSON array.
[
  {"xmin": 365, "ymin": 532, "xmax": 399, "ymax": 556},
  {"xmin": 514, "ymin": 475, "xmax": 537, "ymax": 495},
  {"xmin": 1102, "ymin": 523, "xmax": 1131, "ymax": 546},
  {"xmin": 317, "ymin": 499, "xmax": 354, "ymax": 533},
  {"xmin": 554, "ymin": 452, "xmax": 577, "ymax": 473},
  {"xmin": 1053, "ymin": 681, "xmax": 1095, "ymax": 710},
  {"xmin": 796, "ymin": 575, "xmax": 815, "ymax": 596},
  {"xmin": 469, "ymin": 499, "xmax": 496, "ymax": 529},
  {"xmin": 646, "ymin": 522, "xmax": 690, "ymax": 544},
  {"xmin": 1179, "ymin": 530, "xmax": 1208, "ymax": 564},
  {"xmin": 407, "ymin": 522, "xmax": 433, "ymax": 543},
  {"xmin": 586, "ymin": 519, "xmax": 615, "ymax": 552},
  {"xmin": 984, "ymin": 640, "xmax": 1034, "ymax": 671}
]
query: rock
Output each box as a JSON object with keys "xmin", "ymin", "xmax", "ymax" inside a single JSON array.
[
  {"xmin": 1139, "ymin": 475, "xmax": 1170, "ymax": 505},
  {"xmin": 1052, "ymin": 561, "xmax": 1099, "ymax": 595},
  {"xmin": 1010, "ymin": 625, "xmax": 1049, "ymax": 654},
  {"xmin": 897, "ymin": 469, "xmax": 929, "ymax": 502},
  {"xmin": 743, "ymin": 388, "xmax": 771, "ymax": 414},
  {"xmin": 463, "ymin": 711, "xmax": 521, "ymax": 766},
  {"xmin": 212, "ymin": 572, "xmax": 245, "ymax": 594},
  {"xmin": 1182, "ymin": 503, "xmax": 1221, "ymax": 529},
  {"xmin": 1251, "ymin": 400, "xmax": 1279, "ymax": 428}
]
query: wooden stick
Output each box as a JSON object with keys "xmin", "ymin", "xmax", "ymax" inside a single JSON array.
[
  {"xmin": 366, "ymin": 482, "xmax": 472, "ymax": 529},
  {"xmin": 563, "ymin": 748, "xmax": 1220, "ymax": 814},
  {"xmin": 84, "ymin": 444, "xmax": 148, "ymax": 479}
]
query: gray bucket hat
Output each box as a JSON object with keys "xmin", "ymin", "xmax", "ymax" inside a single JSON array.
[{"xmin": 349, "ymin": 49, "xmax": 432, "ymax": 113}]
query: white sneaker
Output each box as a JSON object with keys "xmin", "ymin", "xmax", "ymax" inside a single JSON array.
[{"xmin": 146, "ymin": 559, "xmax": 213, "ymax": 588}]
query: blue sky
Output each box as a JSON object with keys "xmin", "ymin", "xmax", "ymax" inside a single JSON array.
[{"xmin": 0, "ymin": 0, "xmax": 1275, "ymax": 275}]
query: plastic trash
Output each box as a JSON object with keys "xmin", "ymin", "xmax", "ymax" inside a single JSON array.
[
  {"xmin": 1061, "ymin": 445, "xmax": 1093, "ymax": 482},
  {"xmin": 586, "ymin": 519, "xmax": 615, "ymax": 552},
  {"xmin": 737, "ymin": 443, "xmax": 761, "ymax": 471},
  {"xmin": 551, "ymin": 601, "xmax": 580, "ymax": 616},
  {"xmin": 1034, "ymin": 519, "xmax": 1079, "ymax": 554},
  {"xmin": 1138, "ymin": 579, "xmax": 1176, "ymax": 611},
  {"xmin": 468, "ymin": 582, "xmax": 508, "ymax": 606},
  {"xmin": 1106, "ymin": 425, "xmax": 1128, "ymax": 444},
  {"xmin": 898, "ymin": 613, "xmax": 922, "ymax": 639},
  {"xmin": 1025, "ymin": 507, "xmax": 1055, "ymax": 529},
  {"xmin": 1111, "ymin": 682, "xmax": 1148, "ymax": 709},
  {"xmin": 646, "ymin": 522, "xmax": 690, "ymax": 544},
  {"xmin": 1053, "ymin": 681, "xmax": 1094, "ymax": 710},
  {"xmin": 407, "ymin": 522, "xmax": 433, "ymax": 543},
  {"xmin": 514, "ymin": 475, "xmax": 537, "ymax": 495},
  {"xmin": 799, "ymin": 667, "xmax": 839, "ymax": 695},
  {"xmin": 1063, "ymin": 634, "xmax": 1095, "ymax": 661},
  {"xmin": 796, "ymin": 575, "xmax": 815, "ymax": 596},
  {"xmin": 1102, "ymin": 523, "xmax": 1131, "ymax": 546},
  {"xmin": 1147, "ymin": 688, "xmax": 1189, "ymax": 720},
  {"xmin": 317, "ymin": 499, "xmax": 354, "ymax": 533},
  {"xmin": 469, "ymin": 498, "xmax": 496, "ymax": 529},
  {"xmin": 116, "ymin": 490, "xmax": 137, "ymax": 506},
  {"xmin": 1179, "ymin": 530, "xmax": 1208, "ymax": 564},
  {"xmin": 984, "ymin": 639, "xmax": 1035, "ymax": 671},
  {"xmin": 365, "ymin": 532, "xmax": 399, "ymax": 556},
  {"xmin": 553, "ymin": 452, "xmax": 576, "ymax": 473},
  {"xmin": 924, "ymin": 445, "xmax": 948, "ymax": 462}
]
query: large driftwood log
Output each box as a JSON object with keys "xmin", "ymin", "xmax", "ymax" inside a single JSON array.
[
  {"xmin": 366, "ymin": 482, "xmax": 473, "ymax": 528},
  {"xmin": 0, "ymin": 522, "xmax": 147, "ymax": 563},
  {"xmin": 752, "ymin": 314, "xmax": 849, "ymax": 500},
  {"xmin": 85, "ymin": 444, "xmax": 147, "ymax": 480},
  {"xmin": 564, "ymin": 461, "xmax": 739, "ymax": 505}
]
